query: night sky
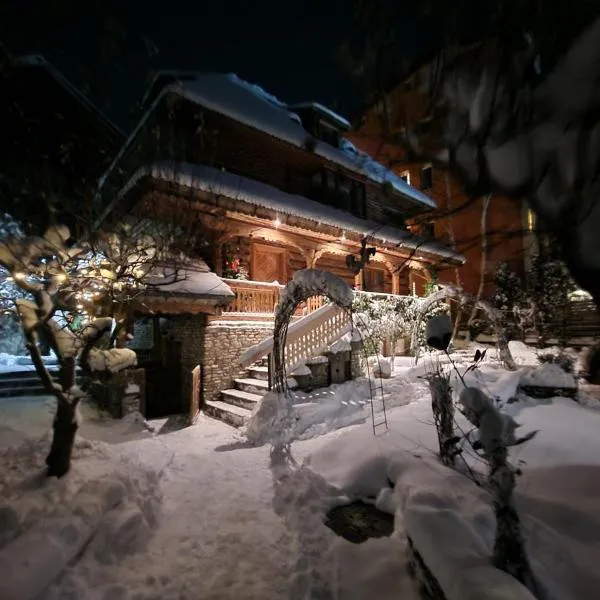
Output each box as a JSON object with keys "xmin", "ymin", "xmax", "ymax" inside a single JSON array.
[{"xmin": 0, "ymin": 0, "xmax": 431, "ymax": 127}]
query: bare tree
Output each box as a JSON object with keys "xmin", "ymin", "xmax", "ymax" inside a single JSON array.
[{"xmin": 0, "ymin": 215, "xmax": 191, "ymax": 476}]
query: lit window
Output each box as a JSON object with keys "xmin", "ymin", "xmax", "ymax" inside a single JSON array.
[
  {"xmin": 527, "ymin": 209, "xmax": 536, "ymax": 232},
  {"xmin": 400, "ymin": 170, "xmax": 410, "ymax": 185}
]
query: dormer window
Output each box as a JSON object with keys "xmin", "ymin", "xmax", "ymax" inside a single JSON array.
[
  {"xmin": 289, "ymin": 102, "xmax": 350, "ymax": 150},
  {"xmin": 317, "ymin": 120, "xmax": 340, "ymax": 148}
]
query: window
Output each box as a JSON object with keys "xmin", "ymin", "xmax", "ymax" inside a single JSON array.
[
  {"xmin": 421, "ymin": 223, "xmax": 434, "ymax": 239},
  {"xmin": 351, "ymin": 182, "xmax": 366, "ymax": 219},
  {"xmin": 318, "ymin": 120, "xmax": 341, "ymax": 148},
  {"xmin": 420, "ymin": 164, "xmax": 433, "ymax": 190},
  {"xmin": 336, "ymin": 175, "xmax": 352, "ymax": 211},
  {"xmin": 399, "ymin": 170, "xmax": 410, "ymax": 185},
  {"xmin": 363, "ymin": 268, "xmax": 386, "ymax": 293}
]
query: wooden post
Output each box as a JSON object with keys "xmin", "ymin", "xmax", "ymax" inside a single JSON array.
[
  {"xmin": 354, "ymin": 270, "xmax": 363, "ymax": 290},
  {"xmin": 214, "ymin": 242, "xmax": 224, "ymax": 277},
  {"xmin": 392, "ymin": 271, "xmax": 400, "ymax": 295}
]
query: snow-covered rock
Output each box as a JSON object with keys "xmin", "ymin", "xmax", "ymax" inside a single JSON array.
[
  {"xmin": 367, "ymin": 356, "xmax": 392, "ymax": 378},
  {"xmin": 521, "ymin": 363, "xmax": 577, "ymax": 390}
]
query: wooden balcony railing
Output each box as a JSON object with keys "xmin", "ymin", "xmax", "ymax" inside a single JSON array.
[
  {"xmin": 222, "ymin": 279, "xmax": 328, "ymax": 316},
  {"xmin": 221, "ymin": 279, "xmax": 282, "ymax": 314}
]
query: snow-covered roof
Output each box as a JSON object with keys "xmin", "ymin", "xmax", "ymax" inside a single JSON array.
[
  {"xmin": 146, "ymin": 257, "xmax": 235, "ymax": 301},
  {"xmin": 287, "ymin": 102, "xmax": 352, "ymax": 130},
  {"xmin": 100, "ymin": 72, "xmax": 436, "ymax": 211},
  {"xmin": 125, "ymin": 162, "xmax": 463, "ymax": 263}
]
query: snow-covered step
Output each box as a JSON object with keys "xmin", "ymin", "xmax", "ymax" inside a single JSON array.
[
  {"xmin": 221, "ymin": 388, "xmax": 262, "ymax": 411},
  {"xmin": 247, "ymin": 365, "xmax": 269, "ymax": 381},
  {"xmin": 204, "ymin": 400, "xmax": 251, "ymax": 428},
  {"xmin": 234, "ymin": 377, "xmax": 270, "ymax": 395},
  {"xmin": 0, "ymin": 385, "xmax": 47, "ymax": 398}
]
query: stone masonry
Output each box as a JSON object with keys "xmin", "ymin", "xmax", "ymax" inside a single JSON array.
[{"xmin": 168, "ymin": 315, "xmax": 274, "ymax": 407}]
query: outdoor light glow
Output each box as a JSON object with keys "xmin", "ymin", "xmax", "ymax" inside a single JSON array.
[
  {"xmin": 340, "ymin": 231, "xmax": 346, "ymax": 242},
  {"xmin": 55, "ymin": 273, "xmax": 67, "ymax": 283},
  {"xmin": 13, "ymin": 272, "xmax": 25, "ymax": 281},
  {"xmin": 273, "ymin": 216, "xmax": 281, "ymax": 228}
]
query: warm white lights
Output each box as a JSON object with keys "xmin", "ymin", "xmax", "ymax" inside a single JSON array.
[{"xmin": 273, "ymin": 216, "xmax": 281, "ymax": 228}]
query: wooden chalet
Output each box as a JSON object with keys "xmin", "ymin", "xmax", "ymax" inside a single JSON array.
[{"xmin": 98, "ymin": 71, "xmax": 465, "ymax": 423}]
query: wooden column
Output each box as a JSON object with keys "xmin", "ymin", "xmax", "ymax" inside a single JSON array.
[
  {"xmin": 354, "ymin": 270, "xmax": 364, "ymax": 290},
  {"xmin": 408, "ymin": 270, "xmax": 415, "ymax": 296},
  {"xmin": 213, "ymin": 242, "xmax": 224, "ymax": 277},
  {"xmin": 392, "ymin": 271, "xmax": 400, "ymax": 295}
]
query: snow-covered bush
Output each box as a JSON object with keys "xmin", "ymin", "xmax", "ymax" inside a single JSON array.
[{"xmin": 352, "ymin": 292, "xmax": 447, "ymax": 356}]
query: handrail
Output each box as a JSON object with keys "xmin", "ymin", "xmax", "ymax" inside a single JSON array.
[{"xmin": 238, "ymin": 302, "xmax": 352, "ymax": 372}]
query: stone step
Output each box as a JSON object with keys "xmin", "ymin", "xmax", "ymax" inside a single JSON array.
[
  {"xmin": 0, "ymin": 377, "xmax": 48, "ymax": 388},
  {"xmin": 0, "ymin": 385, "xmax": 48, "ymax": 398},
  {"xmin": 221, "ymin": 388, "xmax": 263, "ymax": 411},
  {"xmin": 247, "ymin": 365, "xmax": 269, "ymax": 381},
  {"xmin": 234, "ymin": 377, "xmax": 270, "ymax": 395},
  {"xmin": 204, "ymin": 400, "xmax": 251, "ymax": 428}
]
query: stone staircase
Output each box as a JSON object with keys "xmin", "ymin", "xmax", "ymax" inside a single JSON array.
[
  {"xmin": 0, "ymin": 369, "xmax": 58, "ymax": 398},
  {"xmin": 204, "ymin": 360, "xmax": 271, "ymax": 428},
  {"xmin": 204, "ymin": 302, "xmax": 352, "ymax": 428}
]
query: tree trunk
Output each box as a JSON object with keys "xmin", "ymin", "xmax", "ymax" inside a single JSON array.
[
  {"xmin": 467, "ymin": 194, "xmax": 492, "ymax": 339},
  {"xmin": 444, "ymin": 172, "xmax": 464, "ymax": 344},
  {"xmin": 46, "ymin": 400, "xmax": 78, "ymax": 478},
  {"xmin": 427, "ymin": 373, "xmax": 455, "ymax": 466}
]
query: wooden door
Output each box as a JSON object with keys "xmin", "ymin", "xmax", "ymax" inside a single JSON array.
[
  {"xmin": 251, "ymin": 242, "xmax": 287, "ymax": 283},
  {"xmin": 190, "ymin": 365, "xmax": 201, "ymax": 425}
]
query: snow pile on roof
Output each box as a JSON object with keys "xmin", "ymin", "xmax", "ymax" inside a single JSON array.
[
  {"xmin": 147, "ymin": 258, "xmax": 234, "ymax": 300},
  {"xmin": 127, "ymin": 162, "xmax": 462, "ymax": 262},
  {"xmin": 87, "ymin": 347, "xmax": 138, "ymax": 373},
  {"xmin": 288, "ymin": 101, "xmax": 352, "ymax": 130}
]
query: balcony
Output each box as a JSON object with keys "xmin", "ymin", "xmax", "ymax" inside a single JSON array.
[{"xmin": 219, "ymin": 279, "xmax": 330, "ymax": 318}]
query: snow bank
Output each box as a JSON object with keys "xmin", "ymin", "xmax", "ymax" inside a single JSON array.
[
  {"xmin": 245, "ymin": 373, "xmax": 428, "ymax": 444},
  {"xmin": 306, "ymin": 361, "xmax": 600, "ymax": 600},
  {"xmin": 0, "ymin": 433, "xmax": 162, "ymax": 600}
]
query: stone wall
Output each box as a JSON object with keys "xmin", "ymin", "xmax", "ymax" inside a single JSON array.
[
  {"xmin": 168, "ymin": 316, "xmax": 274, "ymax": 406},
  {"xmin": 202, "ymin": 323, "xmax": 273, "ymax": 402}
]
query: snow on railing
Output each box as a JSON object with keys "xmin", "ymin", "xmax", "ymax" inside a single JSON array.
[{"xmin": 238, "ymin": 302, "xmax": 352, "ymax": 374}]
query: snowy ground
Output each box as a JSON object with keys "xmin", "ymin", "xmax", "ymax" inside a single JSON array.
[{"xmin": 1, "ymin": 345, "xmax": 600, "ymax": 599}]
